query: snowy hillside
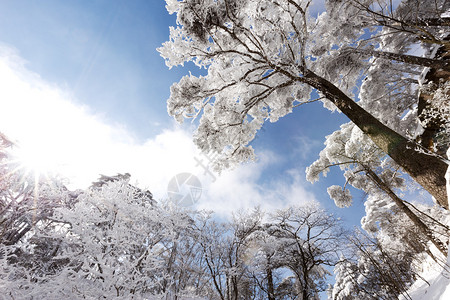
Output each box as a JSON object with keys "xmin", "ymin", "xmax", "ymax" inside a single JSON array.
[{"xmin": 399, "ymin": 254, "xmax": 450, "ymax": 300}]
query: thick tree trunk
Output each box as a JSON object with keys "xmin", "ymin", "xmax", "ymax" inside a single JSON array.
[
  {"xmin": 305, "ymin": 71, "xmax": 449, "ymax": 208},
  {"xmin": 365, "ymin": 168, "xmax": 448, "ymax": 256}
]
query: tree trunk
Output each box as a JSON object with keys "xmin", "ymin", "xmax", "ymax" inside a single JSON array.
[
  {"xmin": 417, "ymin": 38, "xmax": 450, "ymax": 156},
  {"xmin": 365, "ymin": 168, "xmax": 448, "ymax": 256},
  {"xmin": 302, "ymin": 285, "xmax": 309, "ymax": 300},
  {"xmin": 204, "ymin": 254, "xmax": 225, "ymax": 300},
  {"xmin": 163, "ymin": 239, "xmax": 178, "ymax": 297},
  {"xmin": 226, "ymin": 276, "xmax": 231, "ymax": 300},
  {"xmin": 266, "ymin": 267, "xmax": 275, "ymax": 300},
  {"xmin": 304, "ymin": 71, "xmax": 449, "ymax": 208},
  {"xmin": 375, "ymin": 17, "xmax": 450, "ymax": 28},
  {"xmin": 350, "ymin": 48, "xmax": 450, "ymax": 69}
]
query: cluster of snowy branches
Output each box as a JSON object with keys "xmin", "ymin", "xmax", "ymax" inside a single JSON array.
[{"xmin": 160, "ymin": 0, "xmax": 449, "ymax": 206}]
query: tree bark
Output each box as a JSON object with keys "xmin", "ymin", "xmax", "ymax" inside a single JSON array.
[
  {"xmin": 204, "ymin": 255, "xmax": 225, "ymax": 300},
  {"xmin": 350, "ymin": 48, "xmax": 450, "ymax": 69},
  {"xmin": 304, "ymin": 71, "xmax": 449, "ymax": 209},
  {"xmin": 374, "ymin": 17, "xmax": 450, "ymax": 28},
  {"xmin": 365, "ymin": 168, "xmax": 448, "ymax": 256},
  {"xmin": 417, "ymin": 38, "xmax": 450, "ymax": 156},
  {"xmin": 266, "ymin": 267, "xmax": 275, "ymax": 300}
]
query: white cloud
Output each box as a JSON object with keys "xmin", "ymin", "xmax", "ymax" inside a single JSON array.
[
  {"xmin": 0, "ymin": 45, "xmax": 200, "ymax": 195},
  {"xmin": 292, "ymin": 135, "xmax": 322, "ymax": 160},
  {"xmin": 197, "ymin": 152, "xmax": 318, "ymax": 217},
  {"xmin": 309, "ymin": 0, "xmax": 326, "ymax": 17},
  {"xmin": 0, "ymin": 45, "xmax": 317, "ymax": 218}
]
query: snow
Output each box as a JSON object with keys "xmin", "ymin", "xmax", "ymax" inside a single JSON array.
[
  {"xmin": 399, "ymin": 254, "xmax": 450, "ymax": 300},
  {"xmin": 442, "ymin": 10, "xmax": 450, "ymax": 18}
]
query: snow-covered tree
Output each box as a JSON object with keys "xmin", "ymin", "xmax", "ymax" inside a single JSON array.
[
  {"xmin": 245, "ymin": 227, "xmax": 288, "ymax": 300},
  {"xmin": 305, "ymin": 121, "xmax": 450, "ymax": 297},
  {"xmin": 307, "ymin": 121, "xmax": 449, "ymax": 256},
  {"xmin": 0, "ymin": 173, "xmax": 211, "ymax": 299},
  {"xmin": 0, "ymin": 133, "xmax": 74, "ymax": 247},
  {"xmin": 159, "ymin": 0, "xmax": 450, "ymax": 207},
  {"xmin": 331, "ymin": 228, "xmax": 429, "ymax": 300},
  {"xmin": 268, "ymin": 205, "xmax": 346, "ymax": 299},
  {"xmin": 321, "ymin": 0, "xmax": 450, "ymax": 197},
  {"xmin": 332, "ymin": 257, "xmax": 360, "ymax": 300},
  {"xmin": 330, "ymin": 202, "xmax": 449, "ymax": 300},
  {"xmin": 302, "ymin": 3, "xmax": 450, "ymax": 294},
  {"xmin": 0, "ymin": 133, "xmax": 78, "ymax": 298},
  {"xmin": 199, "ymin": 207, "xmax": 264, "ymax": 300},
  {"xmin": 238, "ymin": 204, "xmax": 347, "ymax": 299}
]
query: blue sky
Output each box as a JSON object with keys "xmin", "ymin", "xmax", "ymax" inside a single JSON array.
[{"xmin": 0, "ymin": 0, "xmax": 370, "ymax": 227}]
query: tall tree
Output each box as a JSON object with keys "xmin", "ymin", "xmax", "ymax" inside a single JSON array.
[
  {"xmin": 159, "ymin": 0, "xmax": 450, "ymax": 207},
  {"xmin": 240, "ymin": 205, "xmax": 347, "ymax": 299},
  {"xmin": 269, "ymin": 205, "xmax": 346, "ymax": 299},
  {"xmin": 307, "ymin": 122, "xmax": 448, "ymax": 256},
  {"xmin": 331, "ymin": 224, "xmax": 441, "ymax": 300}
]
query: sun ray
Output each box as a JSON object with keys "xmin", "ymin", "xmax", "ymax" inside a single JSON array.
[
  {"xmin": 32, "ymin": 170, "xmax": 39, "ymax": 226},
  {"xmin": 0, "ymin": 131, "xmax": 58, "ymax": 234}
]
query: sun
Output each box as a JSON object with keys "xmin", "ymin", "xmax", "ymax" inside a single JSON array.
[{"xmin": 14, "ymin": 141, "xmax": 61, "ymax": 178}]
